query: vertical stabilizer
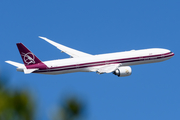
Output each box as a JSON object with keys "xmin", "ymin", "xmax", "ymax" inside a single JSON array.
[{"xmin": 16, "ymin": 43, "xmax": 42, "ymax": 66}]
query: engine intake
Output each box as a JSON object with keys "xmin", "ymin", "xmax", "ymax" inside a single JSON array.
[{"xmin": 113, "ymin": 66, "xmax": 132, "ymax": 77}]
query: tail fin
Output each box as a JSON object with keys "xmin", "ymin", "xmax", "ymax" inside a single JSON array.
[{"xmin": 16, "ymin": 43, "xmax": 42, "ymax": 66}]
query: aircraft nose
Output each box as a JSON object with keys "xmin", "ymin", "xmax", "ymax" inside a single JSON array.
[{"xmin": 169, "ymin": 51, "xmax": 175, "ymax": 57}]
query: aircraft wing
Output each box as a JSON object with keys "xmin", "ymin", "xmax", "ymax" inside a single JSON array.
[
  {"xmin": 39, "ymin": 36, "xmax": 93, "ymax": 58},
  {"xmin": 96, "ymin": 64, "xmax": 120, "ymax": 74}
]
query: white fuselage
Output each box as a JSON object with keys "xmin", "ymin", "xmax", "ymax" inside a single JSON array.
[{"xmin": 33, "ymin": 48, "xmax": 174, "ymax": 75}]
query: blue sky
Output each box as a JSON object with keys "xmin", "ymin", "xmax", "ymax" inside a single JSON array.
[{"xmin": 0, "ymin": 0, "xmax": 180, "ymax": 120}]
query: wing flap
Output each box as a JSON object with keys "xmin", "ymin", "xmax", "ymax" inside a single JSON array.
[{"xmin": 39, "ymin": 36, "xmax": 93, "ymax": 58}]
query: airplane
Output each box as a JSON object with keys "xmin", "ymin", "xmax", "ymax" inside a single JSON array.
[{"xmin": 5, "ymin": 36, "xmax": 174, "ymax": 77}]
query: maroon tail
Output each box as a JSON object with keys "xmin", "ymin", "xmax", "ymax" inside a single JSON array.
[{"xmin": 16, "ymin": 43, "xmax": 42, "ymax": 66}]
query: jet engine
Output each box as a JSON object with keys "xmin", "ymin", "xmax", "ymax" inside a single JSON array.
[{"xmin": 113, "ymin": 66, "xmax": 132, "ymax": 77}]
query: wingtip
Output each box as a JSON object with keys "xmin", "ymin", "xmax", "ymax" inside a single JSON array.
[
  {"xmin": 39, "ymin": 36, "xmax": 50, "ymax": 41},
  {"xmin": 5, "ymin": 60, "xmax": 9, "ymax": 63},
  {"xmin": 39, "ymin": 36, "xmax": 44, "ymax": 39},
  {"xmin": 39, "ymin": 36, "xmax": 48, "ymax": 40}
]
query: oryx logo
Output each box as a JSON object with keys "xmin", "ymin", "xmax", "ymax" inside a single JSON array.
[{"xmin": 21, "ymin": 52, "xmax": 35, "ymax": 65}]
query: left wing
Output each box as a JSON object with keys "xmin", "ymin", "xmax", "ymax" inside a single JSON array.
[{"xmin": 39, "ymin": 36, "xmax": 93, "ymax": 58}]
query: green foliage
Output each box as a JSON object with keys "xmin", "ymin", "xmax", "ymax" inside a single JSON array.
[
  {"xmin": 0, "ymin": 71, "xmax": 86, "ymax": 120},
  {"xmin": 0, "ymin": 77, "xmax": 35, "ymax": 120},
  {"xmin": 53, "ymin": 97, "xmax": 85, "ymax": 120}
]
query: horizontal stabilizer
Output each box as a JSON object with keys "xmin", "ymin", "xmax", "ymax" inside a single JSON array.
[
  {"xmin": 23, "ymin": 68, "xmax": 38, "ymax": 74},
  {"xmin": 97, "ymin": 64, "xmax": 120, "ymax": 74},
  {"xmin": 5, "ymin": 61, "xmax": 25, "ymax": 68}
]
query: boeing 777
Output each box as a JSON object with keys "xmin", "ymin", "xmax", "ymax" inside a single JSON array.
[{"xmin": 5, "ymin": 36, "xmax": 174, "ymax": 77}]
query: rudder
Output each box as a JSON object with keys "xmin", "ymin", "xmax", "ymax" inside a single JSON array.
[{"xmin": 16, "ymin": 43, "xmax": 42, "ymax": 66}]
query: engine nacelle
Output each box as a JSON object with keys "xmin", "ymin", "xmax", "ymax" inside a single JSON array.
[{"xmin": 113, "ymin": 66, "xmax": 132, "ymax": 77}]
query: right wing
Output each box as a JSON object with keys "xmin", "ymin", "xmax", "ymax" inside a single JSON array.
[
  {"xmin": 39, "ymin": 36, "xmax": 93, "ymax": 58},
  {"xmin": 96, "ymin": 64, "xmax": 120, "ymax": 74}
]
